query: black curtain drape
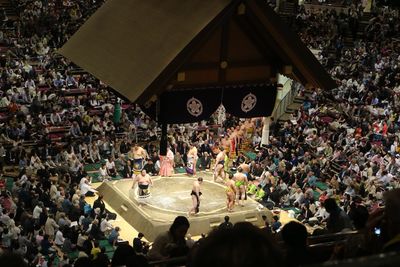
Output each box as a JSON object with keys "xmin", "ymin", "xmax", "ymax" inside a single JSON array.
[{"xmin": 142, "ymin": 83, "xmax": 277, "ymax": 124}]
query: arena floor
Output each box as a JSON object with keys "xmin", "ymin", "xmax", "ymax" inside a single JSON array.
[
  {"xmin": 97, "ymin": 172, "xmax": 273, "ymax": 241},
  {"xmin": 118, "ymin": 175, "xmax": 235, "ymax": 214}
]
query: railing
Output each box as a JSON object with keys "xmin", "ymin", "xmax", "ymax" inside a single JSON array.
[
  {"xmin": 147, "ymin": 249, "xmax": 400, "ymax": 267},
  {"xmin": 272, "ymin": 79, "xmax": 297, "ymax": 120},
  {"xmin": 306, "ymin": 251, "xmax": 400, "ymax": 267},
  {"xmin": 148, "ymin": 256, "xmax": 187, "ymax": 267}
]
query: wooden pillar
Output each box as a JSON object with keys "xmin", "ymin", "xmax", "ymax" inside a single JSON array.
[
  {"xmin": 157, "ymin": 97, "xmax": 167, "ymax": 156},
  {"xmin": 160, "ymin": 123, "xmax": 168, "ymax": 156}
]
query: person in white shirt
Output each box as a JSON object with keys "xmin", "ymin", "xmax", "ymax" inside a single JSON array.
[
  {"xmin": 380, "ymin": 170, "xmax": 392, "ymax": 185},
  {"xmin": 314, "ymin": 204, "xmax": 329, "ymax": 221},
  {"xmin": 89, "ymin": 142, "xmax": 101, "ymax": 163},
  {"xmin": 106, "ymin": 157, "xmax": 116, "ymax": 177},
  {"xmin": 32, "ymin": 202, "xmax": 43, "ymax": 222},
  {"xmin": 50, "ymin": 182, "xmax": 59, "ymax": 201},
  {"xmin": 44, "ymin": 214, "xmax": 59, "ymax": 239},
  {"xmin": 252, "ymin": 133, "xmax": 261, "ymax": 147},
  {"xmin": 50, "ymin": 110, "xmax": 62, "ymax": 125},
  {"xmin": 100, "ymin": 216, "xmax": 113, "ymax": 235},
  {"xmin": 18, "ymin": 172, "xmax": 28, "ymax": 186},
  {"xmin": 9, "ymin": 220, "xmax": 21, "ymax": 241},
  {"xmin": 24, "ymin": 78, "xmax": 36, "ymax": 89},
  {"xmin": 0, "ymin": 96, "xmax": 10, "ymax": 108},
  {"xmin": 38, "ymin": 112, "xmax": 48, "ymax": 126},
  {"xmin": 80, "ymin": 179, "xmax": 97, "ymax": 197},
  {"xmin": 98, "ymin": 163, "xmax": 110, "ymax": 182},
  {"xmin": 290, "ymin": 188, "xmax": 304, "ymax": 206},
  {"xmin": 54, "ymin": 228, "xmax": 65, "ymax": 246}
]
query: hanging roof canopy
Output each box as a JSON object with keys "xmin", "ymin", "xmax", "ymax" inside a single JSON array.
[{"xmin": 59, "ymin": 0, "xmax": 336, "ymax": 106}]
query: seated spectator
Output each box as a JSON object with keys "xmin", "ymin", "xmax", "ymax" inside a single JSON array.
[
  {"xmin": 39, "ymin": 234, "xmax": 54, "ymax": 256},
  {"xmin": 174, "ymin": 152, "xmax": 185, "ymax": 168},
  {"xmin": 106, "ymin": 156, "xmax": 117, "ymax": 177},
  {"xmin": 122, "ymin": 158, "xmax": 133, "ymax": 178},
  {"xmin": 54, "ymin": 227, "xmax": 66, "ymax": 247},
  {"xmin": 93, "ymin": 246, "xmax": 110, "ymax": 267},
  {"xmin": 108, "ymin": 226, "xmax": 120, "ymax": 247},
  {"xmin": 252, "ymin": 132, "xmax": 261, "ymax": 147},
  {"xmin": 93, "ymin": 195, "xmax": 106, "ymax": 215},
  {"xmin": 96, "ymin": 161, "xmax": 107, "ymax": 179},
  {"xmin": 290, "ymin": 188, "xmax": 305, "ymax": 206},
  {"xmin": 297, "ymin": 204, "xmax": 314, "ymax": 223},
  {"xmin": 198, "ymin": 152, "xmax": 211, "ymax": 171},
  {"xmin": 254, "ymin": 185, "xmax": 266, "ymax": 202},
  {"xmin": 234, "ymin": 152, "xmax": 246, "ymax": 167},
  {"xmin": 324, "ymin": 198, "xmax": 353, "ymax": 233},
  {"xmin": 219, "ymin": 216, "xmax": 233, "ymax": 229},
  {"xmin": 89, "ymin": 219, "xmax": 104, "ymax": 240},
  {"xmin": 271, "ymin": 215, "xmax": 282, "ymax": 233},
  {"xmin": 50, "ymin": 110, "xmax": 62, "ymax": 125},
  {"xmin": 382, "ymin": 188, "xmax": 400, "ymax": 252},
  {"xmin": 304, "ymin": 171, "xmax": 317, "ymax": 187},
  {"xmin": 143, "ymin": 159, "xmax": 157, "ymax": 176},
  {"xmin": 0, "ymin": 252, "xmax": 28, "ymax": 267},
  {"xmin": 111, "ymin": 244, "xmax": 148, "ymax": 267},
  {"xmin": 188, "ymin": 222, "xmax": 283, "ymax": 267},
  {"xmin": 69, "ymin": 121, "xmax": 82, "ymax": 138},
  {"xmin": 79, "ymin": 177, "xmax": 97, "ymax": 197},
  {"xmin": 250, "ymin": 162, "xmax": 264, "ymax": 180},
  {"xmin": 281, "ymin": 221, "xmax": 315, "ymax": 267},
  {"xmin": 100, "ymin": 215, "xmax": 113, "ymax": 236},
  {"xmin": 74, "ymin": 256, "xmax": 93, "ymax": 267},
  {"xmin": 133, "ymin": 232, "xmax": 149, "ymax": 255},
  {"xmin": 91, "ymin": 240, "xmax": 101, "ymax": 260},
  {"xmin": 148, "ymin": 216, "xmax": 190, "ymax": 261}
]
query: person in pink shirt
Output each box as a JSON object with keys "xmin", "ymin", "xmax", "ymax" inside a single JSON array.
[
  {"xmin": 160, "ymin": 147, "xmax": 174, "ymax": 177},
  {"xmin": 382, "ymin": 121, "xmax": 388, "ymax": 136}
]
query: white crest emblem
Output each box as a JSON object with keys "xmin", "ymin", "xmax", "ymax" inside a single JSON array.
[
  {"xmin": 187, "ymin": 97, "xmax": 203, "ymax": 117},
  {"xmin": 241, "ymin": 93, "xmax": 257, "ymax": 113}
]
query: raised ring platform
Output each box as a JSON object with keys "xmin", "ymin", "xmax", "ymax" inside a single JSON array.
[{"xmin": 98, "ymin": 173, "xmax": 272, "ymax": 241}]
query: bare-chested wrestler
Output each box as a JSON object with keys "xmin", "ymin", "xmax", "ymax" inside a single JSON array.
[
  {"xmin": 242, "ymin": 119, "xmax": 255, "ymax": 139},
  {"xmin": 213, "ymin": 147, "xmax": 226, "ymax": 183},
  {"xmin": 189, "ymin": 177, "xmax": 203, "ymax": 215},
  {"xmin": 229, "ymin": 128, "xmax": 237, "ymax": 155},
  {"xmin": 239, "ymin": 163, "xmax": 250, "ymax": 177},
  {"xmin": 225, "ymin": 174, "xmax": 236, "ymax": 212},
  {"xmin": 234, "ymin": 167, "xmax": 248, "ymax": 206},
  {"xmin": 128, "ymin": 143, "xmax": 148, "ymax": 174},
  {"xmin": 235, "ymin": 128, "xmax": 244, "ymax": 155},
  {"xmin": 186, "ymin": 143, "xmax": 198, "ymax": 175},
  {"xmin": 131, "ymin": 169, "xmax": 153, "ymax": 202},
  {"xmin": 220, "ymin": 135, "xmax": 230, "ymax": 151}
]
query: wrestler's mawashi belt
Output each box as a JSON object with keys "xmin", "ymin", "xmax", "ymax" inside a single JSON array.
[
  {"xmin": 133, "ymin": 158, "xmax": 144, "ymax": 173},
  {"xmin": 138, "ymin": 184, "xmax": 150, "ymax": 199}
]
